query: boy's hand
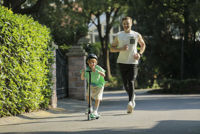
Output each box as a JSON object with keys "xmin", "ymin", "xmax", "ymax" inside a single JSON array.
[
  {"xmin": 95, "ymin": 69, "xmax": 99, "ymax": 73},
  {"xmin": 81, "ymin": 68, "xmax": 87, "ymax": 73},
  {"xmin": 81, "ymin": 69, "xmax": 85, "ymax": 80},
  {"xmin": 96, "ymin": 69, "xmax": 105, "ymax": 77}
]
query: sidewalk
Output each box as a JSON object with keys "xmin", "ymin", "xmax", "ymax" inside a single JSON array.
[
  {"xmin": 0, "ymin": 89, "xmax": 200, "ymax": 134},
  {"xmin": 0, "ymin": 98, "xmax": 87, "ymax": 126}
]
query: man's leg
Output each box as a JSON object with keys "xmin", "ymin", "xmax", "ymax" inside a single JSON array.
[
  {"xmin": 127, "ymin": 64, "xmax": 138, "ymax": 113},
  {"xmin": 128, "ymin": 64, "xmax": 138, "ymax": 102},
  {"xmin": 118, "ymin": 63, "xmax": 129, "ymax": 93}
]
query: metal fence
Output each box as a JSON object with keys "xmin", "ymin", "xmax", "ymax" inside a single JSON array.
[{"xmin": 56, "ymin": 49, "xmax": 68, "ymax": 98}]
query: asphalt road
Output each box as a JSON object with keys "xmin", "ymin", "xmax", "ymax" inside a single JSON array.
[{"xmin": 0, "ymin": 89, "xmax": 200, "ymax": 134}]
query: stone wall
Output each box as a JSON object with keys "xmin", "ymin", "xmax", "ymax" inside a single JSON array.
[{"xmin": 66, "ymin": 46, "xmax": 87, "ymax": 100}]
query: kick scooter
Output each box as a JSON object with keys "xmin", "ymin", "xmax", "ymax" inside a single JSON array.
[{"xmin": 87, "ymin": 70, "xmax": 99, "ymax": 120}]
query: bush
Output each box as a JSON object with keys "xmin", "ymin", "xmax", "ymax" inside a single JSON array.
[
  {"xmin": 104, "ymin": 76, "xmax": 123, "ymax": 90},
  {"xmin": 0, "ymin": 6, "xmax": 53, "ymax": 117},
  {"xmin": 159, "ymin": 79, "xmax": 200, "ymax": 94},
  {"xmin": 82, "ymin": 42, "xmax": 101, "ymax": 57}
]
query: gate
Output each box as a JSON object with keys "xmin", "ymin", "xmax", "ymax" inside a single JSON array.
[{"xmin": 56, "ymin": 49, "xmax": 68, "ymax": 98}]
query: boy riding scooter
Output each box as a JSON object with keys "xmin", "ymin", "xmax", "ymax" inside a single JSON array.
[{"xmin": 81, "ymin": 54, "xmax": 106, "ymax": 119}]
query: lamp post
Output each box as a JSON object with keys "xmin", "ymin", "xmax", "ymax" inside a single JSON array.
[{"xmin": 180, "ymin": 29, "xmax": 184, "ymax": 80}]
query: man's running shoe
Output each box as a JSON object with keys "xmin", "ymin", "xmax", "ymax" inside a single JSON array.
[
  {"xmin": 127, "ymin": 101, "xmax": 133, "ymax": 114},
  {"xmin": 132, "ymin": 94, "xmax": 136, "ymax": 108}
]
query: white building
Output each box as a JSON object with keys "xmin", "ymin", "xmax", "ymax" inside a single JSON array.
[{"xmin": 79, "ymin": 14, "xmax": 122, "ymax": 44}]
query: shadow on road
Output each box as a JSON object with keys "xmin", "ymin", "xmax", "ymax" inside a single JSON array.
[
  {"xmin": 102, "ymin": 90, "xmax": 200, "ymax": 111},
  {"xmin": 10, "ymin": 90, "xmax": 200, "ymax": 121},
  {"xmin": 2, "ymin": 120, "xmax": 200, "ymax": 134},
  {"xmin": 1, "ymin": 90, "xmax": 200, "ymax": 126}
]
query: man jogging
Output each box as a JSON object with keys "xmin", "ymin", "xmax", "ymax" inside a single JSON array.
[{"xmin": 110, "ymin": 16, "xmax": 146, "ymax": 114}]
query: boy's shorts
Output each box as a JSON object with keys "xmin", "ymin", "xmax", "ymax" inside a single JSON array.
[{"xmin": 86, "ymin": 85, "xmax": 104, "ymax": 100}]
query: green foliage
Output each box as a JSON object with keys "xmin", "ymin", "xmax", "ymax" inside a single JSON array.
[
  {"xmin": 82, "ymin": 42, "xmax": 101, "ymax": 57},
  {"xmin": 0, "ymin": 6, "xmax": 53, "ymax": 117},
  {"xmin": 82, "ymin": 42, "xmax": 123, "ymax": 89},
  {"xmin": 127, "ymin": 0, "xmax": 200, "ymax": 88},
  {"xmin": 78, "ymin": 0, "xmax": 130, "ymax": 80},
  {"xmin": 157, "ymin": 79, "xmax": 200, "ymax": 94},
  {"xmin": 82, "ymin": 42, "xmax": 104, "ymax": 65},
  {"xmin": 105, "ymin": 76, "xmax": 123, "ymax": 90},
  {"xmin": 34, "ymin": 0, "xmax": 89, "ymax": 47}
]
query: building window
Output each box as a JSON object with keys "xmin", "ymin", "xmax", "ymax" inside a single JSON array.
[
  {"xmin": 95, "ymin": 35, "xmax": 100, "ymax": 42},
  {"xmin": 94, "ymin": 28, "xmax": 98, "ymax": 32},
  {"xmin": 103, "ymin": 25, "xmax": 106, "ymax": 33},
  {"xmin": 113, "ymin": 36, "xmax": 116, "ymax": 40},
  {"xmin": 113, "ymin": 26, "xmax": 119, "ymax": 33}
]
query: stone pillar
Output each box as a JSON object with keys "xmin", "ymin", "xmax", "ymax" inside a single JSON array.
[
  {"xmin": 66, "ymin": 46, "xmax": 87, "ymax": 100},
  {"xmin": 51, "ymin": 49, "xmax": 57, "ymax": 108}
]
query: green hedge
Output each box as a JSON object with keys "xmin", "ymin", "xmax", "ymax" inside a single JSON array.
[
  {"xmin": 0, "ymin": 6, "xmax": 53, "ymax": 117},
  {"xmin": 160, "ymin": 79, "xmax": 200, "ymax": 94}
]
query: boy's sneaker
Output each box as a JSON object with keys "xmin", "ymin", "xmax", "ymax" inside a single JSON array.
[
  {"xmin": 85, "ymin": 108, "xmax": 93, "ymax": 115},
  {"xmin": 89, "ymin": 113, "xmax": 96, "ymax": 119},
  {"xmin": 93, "ymin": 111, "xmax": 100, "ymax": 119},
  {"xmin": 127, "ymin": 101, "xmax": 133, "ymax": 114}
]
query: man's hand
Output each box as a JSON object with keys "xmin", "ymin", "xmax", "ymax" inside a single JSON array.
[
  {"xmin": 121, "ymin": 44, "xmax": 129, "ymax": 51},
  {"xmin": 134, "ymin": 53, "xmax": 141, "ymax": 60}
]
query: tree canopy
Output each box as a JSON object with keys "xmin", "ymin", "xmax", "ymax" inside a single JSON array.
[
  {"xmin": 128, "ymin": 0, "xmax": 200, "ymax": 88},
  {"xmin": 2, "ymin": 0, "xmax": 200, "ymax": 88}
]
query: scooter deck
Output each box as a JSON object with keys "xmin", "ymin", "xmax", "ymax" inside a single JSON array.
[{"xmin": 88, "ymin": 113, "xmax": 100, "ymax": 120}]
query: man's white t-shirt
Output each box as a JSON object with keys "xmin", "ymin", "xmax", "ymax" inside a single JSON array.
[{"xmin": 116, "ymin": 30, "xmax": 140, "ymax": 64}]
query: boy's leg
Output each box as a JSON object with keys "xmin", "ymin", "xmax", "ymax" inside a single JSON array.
[
  {"xmin": 86, "ymin": 96, "xmax": 93, "ymax": 113},
  {"xmin": 86, "ymin": 85, "xmax": 93, "ymax": 114},
  {"xmin": 94, "ymin": 99, "xmax": 100, "ymax": 114},
  {"xmin": 92, "ymin": 86, "xmax": 104, "ymax": 117},
  {"xmin": 86, "ymin": 85, "xmax": 100, "ymax": 114}
]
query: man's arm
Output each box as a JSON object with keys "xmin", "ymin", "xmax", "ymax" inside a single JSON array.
[
  {"xmin": 138, "ymin": 34, "xmax": 146, "ymax": 55},
  {"xmin": 110, "ymin": 37, "xmax": 128, "ymax": 52},
  {"xmin": 133, "ymin": 34, "xmax": 146, "ymax": 60}
]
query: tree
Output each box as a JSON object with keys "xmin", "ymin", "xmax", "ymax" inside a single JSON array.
[
  {"xmin": 2, "ymin": 0, "xmax": 130, "ymax": 81},
  {"xmin": 1, "ymin": 0, "xmax": 89, "ymax": 48},
  {"xmin": 127, "ymin": 0, "xmax": 200, "ymax": 88},
  {"xmin": 1, "ymin": 0, "xmax": 43, "ymax": 14},
  {"xmin": 76, "ymin": 0, "xmax": 129, "ymax": 80},
  {"xmin": 34, "ymin": 0, "xmax": 89, "ymax": 47}
]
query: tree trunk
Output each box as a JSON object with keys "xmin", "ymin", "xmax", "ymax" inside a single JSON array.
[
  {"xmin": 102, "ymin": 47, "xmax": 112, "ymax": 81},
  {"xmin": 184, "ymin": 5, "xmax": 189, "ymax": 46},
  {"xmin": 106, "ymin": 49, "xmax": 112, "ymax": 80}
]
